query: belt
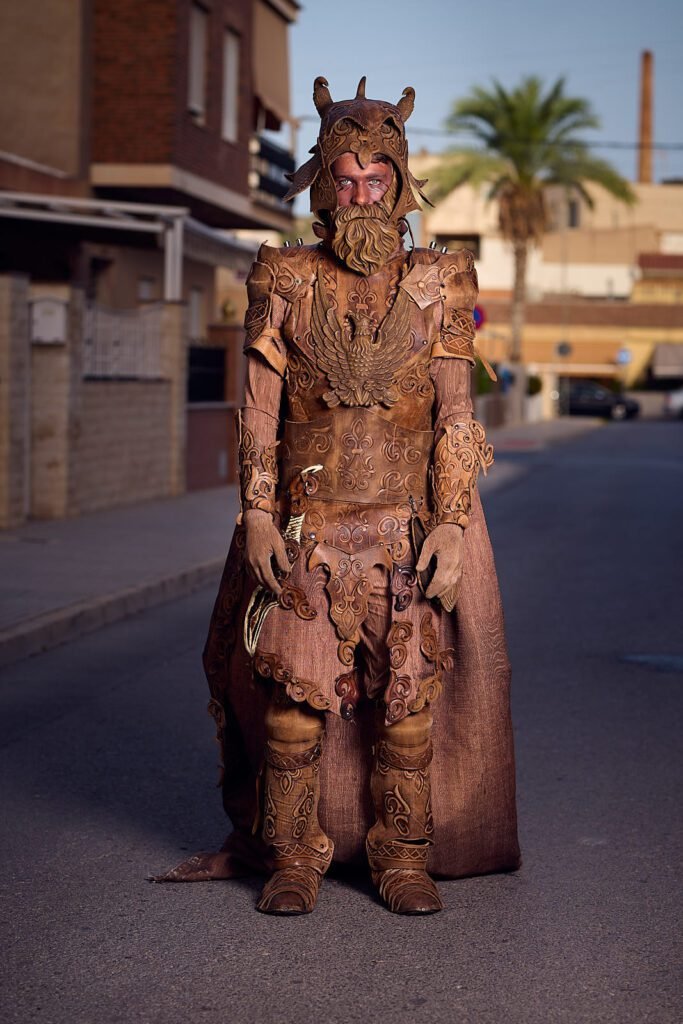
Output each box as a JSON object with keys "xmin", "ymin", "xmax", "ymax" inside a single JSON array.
[{"xmin": 280, "ymin": 408, "xmax": 433, "ymax": 505}]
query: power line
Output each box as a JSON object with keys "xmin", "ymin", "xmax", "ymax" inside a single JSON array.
[
  {"xmin": 409, "ymin": 132, "xmax": 683, "ymax": 150},
  {"xmin": 294, "ymin": 116, "xmax": 683, "ymax": 150}
]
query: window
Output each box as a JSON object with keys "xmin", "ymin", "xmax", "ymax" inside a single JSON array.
[
  {"xmin": 189, "ymin": 286, "xmax": 204, "ymax": 341},
  {"xmin": 568, "ymin": 198, "xmax": 580, "ymax": 229},
  {"xmin": 187, "ymin": 346, "xmax": 226, "ymax": 403},
  {"xmin": 222, "ymin": 31, "xmax": 240, "ymax": 142},
  {"xmin": 188, "ymin": 4, "xmax": 208, "ymax": 120},
  {"xmin": 137, "ymin": 277, "xmax": 155, "ymax": 302}
]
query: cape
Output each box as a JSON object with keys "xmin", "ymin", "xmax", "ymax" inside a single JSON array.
[
  {"xmin": 157, "ymin": 241, "xmax": 520, "ymax": 883},
  {"xmin": 159, "ymin": 484, "xmax": 520, "ymax": 883}
]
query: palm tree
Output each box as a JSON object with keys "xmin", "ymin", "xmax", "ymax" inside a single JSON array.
[{"xmin": 430, "ymin": 76, "xmax": 635, "ymax": 416}]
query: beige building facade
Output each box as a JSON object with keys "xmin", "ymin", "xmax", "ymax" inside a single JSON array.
[{"xmin": 412, "ymin": 152, "xmax": 683, "ymax": 392}]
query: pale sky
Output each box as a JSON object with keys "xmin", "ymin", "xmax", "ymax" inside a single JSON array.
[{"xmin": 288, "ymin": 0, "xmax": 683, "ymax": 188}]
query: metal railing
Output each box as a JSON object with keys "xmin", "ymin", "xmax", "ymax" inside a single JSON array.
[
  {"xmin": 249, "ymin": 134, "xmax": 296, "ymax": 214},
  {"xmin": 82, "ymin": 303, "xmax": 164, "ymax": 380}
]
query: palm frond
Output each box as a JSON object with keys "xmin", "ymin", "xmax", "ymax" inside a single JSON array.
[
  {"xmin": 544, "ymin": 154, "xmax": 636, "ymax": 205},
  {"xmin": 437, "ymin": 75, "xmax": 634, "ymax": 230},
  {"xmin": 427, "ymin": 150, "xmax": 509, "ymax": 203}
]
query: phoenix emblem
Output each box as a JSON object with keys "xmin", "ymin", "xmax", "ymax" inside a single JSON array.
[{"xmin": 311, "ymin": 266, "xmax": 413, "ymax": 408}]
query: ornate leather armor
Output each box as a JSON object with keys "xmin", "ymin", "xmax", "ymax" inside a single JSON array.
[
  {"xmin": 243, "ymin": 240, "xmax": 486, "ymax": 506},
  {"xmin": 161, "ymin": 77, "xmax": 520, "ymax": 921},
  {"xmin": 239, "ymin": 239, "xmax": 493, "ymax": 725}
]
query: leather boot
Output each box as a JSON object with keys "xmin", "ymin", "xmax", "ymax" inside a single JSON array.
[
  {"xmin": 366, "ymin": 707, "xmax": 443, "ymax": 914},
  {"xmin": 256, "ymin": 701, "xmax": 333, "ymax": 915}
]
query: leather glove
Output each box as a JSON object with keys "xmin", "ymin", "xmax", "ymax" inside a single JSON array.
[
  {"xmin": 244, "ymin": 508, "xmax": 290, "ymax": 595},
  {"xmin": 415, "ymin": 522, "xmax": 464, "ymax": 603}
]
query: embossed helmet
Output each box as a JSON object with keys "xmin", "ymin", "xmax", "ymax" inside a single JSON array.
[{"xmin": 284, "ymin": 76, "xmax": 430, "ymax": 225}]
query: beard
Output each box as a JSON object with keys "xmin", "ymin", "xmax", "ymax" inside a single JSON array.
[{"xmin": 330, "ymin": 199, "xmax": 401, "ymax": 276}]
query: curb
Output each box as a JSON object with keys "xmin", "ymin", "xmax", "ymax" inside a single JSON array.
[
  {"xmin": 0, "ymin": 558, "xmax": 224, "ymax": 671},
  {"xmin": 0, "ymin": 419, "xmax": 603, "ymax": 672}
]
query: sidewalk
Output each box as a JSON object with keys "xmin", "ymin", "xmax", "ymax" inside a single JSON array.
[{"xmin": 0, "ymin": 417, "xmax": 601, "ymax": 669}]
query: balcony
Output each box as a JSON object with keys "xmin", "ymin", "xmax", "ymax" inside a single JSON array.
[{"xmin": 249, "ymin": 135, "xmax": 296, "ymax": 221}]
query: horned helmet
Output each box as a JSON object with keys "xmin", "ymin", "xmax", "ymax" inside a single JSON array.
[{"xmin": 284, "ymin": 76, "xmax": 430, "ymax": 226}]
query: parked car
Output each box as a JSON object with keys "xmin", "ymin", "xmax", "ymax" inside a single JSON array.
[
  {"xmin": 663, "ymin": 386, "xmax": 683, "ymax": 419},
  {"xmin": 565, "ymin": 380, "xmax": 640, "ymax": 420}
]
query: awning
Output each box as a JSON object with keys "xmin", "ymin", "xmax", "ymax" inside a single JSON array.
[
  {"xmin": 0, "ymin": 192, "xmax": 258, "ymax": 299},
  {"xmin": 184, "ymin": 218, "xmax": 257, "ymax": 274},
  {"xmin": 253, "ymin": 0, "xmax": 291, "ymax": 126},
  {"xmin": 652, "ymin": 342, "xmax": 683, "ymax": 378}
]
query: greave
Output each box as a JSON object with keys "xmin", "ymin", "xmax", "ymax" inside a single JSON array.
[
  {"xmin": 366, "ymin": 708, "xmax": 443, "ymax": 914},
  {"xmin": 366, "ymin": 736, "xmax": 434, "ymax": 874},
  {"xmin": 256, "ymin": 701, "xmax": 333, "ymax": 914},
  {"xmin": 261, "ymin": 737, "xmax": 333, "ymax": 874}
]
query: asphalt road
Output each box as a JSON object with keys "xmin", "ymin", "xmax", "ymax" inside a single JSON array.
[{"xmin": 1, "ymin": 421, "xmax": 682, "ymax": 1024}]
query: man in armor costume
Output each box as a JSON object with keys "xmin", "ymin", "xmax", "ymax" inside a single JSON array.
[{"xmin": 159, "ymin": 77, "xmax": 520, "ymax": 914}]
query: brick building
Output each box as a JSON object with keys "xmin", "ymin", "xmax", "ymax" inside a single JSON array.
[{"xmin": 0, "ymin": 0, "xmax": 299, "ymax": 526}]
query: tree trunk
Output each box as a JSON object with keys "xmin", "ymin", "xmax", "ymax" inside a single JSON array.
[
  {"xmin": 507, "ymin": 240, "xmax": 528, "ymax": 424},
  {"xmin": 510, "ymin": 241, "xmax": 527, "ymax": 363}
]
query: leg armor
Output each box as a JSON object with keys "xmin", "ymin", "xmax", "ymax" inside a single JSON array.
[
  {"xmin": 256, "ymin": 698, "xmax": 333, "ymax": 914},
  {"xmin": 366, "ymin": 706, "xmax": 443, "ymax": 914}
]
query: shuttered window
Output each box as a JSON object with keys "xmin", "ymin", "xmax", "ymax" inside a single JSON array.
[
  {"xmin": 222, "ymin": 31, "xmax": 240, "ymax": 142},
  {"xmin": 188, "ymin": 4, "xmax": 208, "ymax": 120}
]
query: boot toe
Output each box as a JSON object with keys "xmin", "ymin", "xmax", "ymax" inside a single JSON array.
[
  {"xmin": 256, "ymin": 866, "xmax": 322, "ymax": 915},
  {"xmin": 376, "ymin": 868, "xmax": 444, "ymax": 915}
]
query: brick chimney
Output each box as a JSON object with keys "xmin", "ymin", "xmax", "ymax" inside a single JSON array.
[{"xmin": 638, "ymin": 50, "xmax": 653, "ymax": 183}]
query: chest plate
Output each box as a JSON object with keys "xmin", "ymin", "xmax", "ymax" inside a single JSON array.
[{"xmin": 281, "ymin": 250, "xmax": 440, "ymax": 429}]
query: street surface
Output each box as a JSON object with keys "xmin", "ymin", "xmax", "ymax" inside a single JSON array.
[{"xmin": 1, "ymin": 420, "xmax": 682, "ymax": 1024}]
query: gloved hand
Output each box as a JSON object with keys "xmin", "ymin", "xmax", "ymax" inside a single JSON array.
[
  {"xmin": 244, "ymin": 508, "xmax": 290, "ymax": 594},
  {"xmin": 415, "ymin": 523, "xmax": 464, "ymax": 602}
]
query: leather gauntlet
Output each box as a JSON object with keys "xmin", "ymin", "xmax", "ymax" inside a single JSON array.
[
  {"xmin": 238, "ymin": 415, "xmax": 279, "ymax": 515},
  {"xmin": 431, "ymin": 420, "xmax": 493, "ymax": 528}
]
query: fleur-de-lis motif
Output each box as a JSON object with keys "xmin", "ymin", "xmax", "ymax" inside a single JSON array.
[
  {"xmin": 337, "ymin": 417, "xmax": 375, "ymax": 491},
  {"xmin": 348, "ymin": 276, "xmax": 378, "ymax": 317}
]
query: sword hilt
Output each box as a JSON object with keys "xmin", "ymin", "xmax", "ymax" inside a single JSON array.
[{"xmin": 243, "ymin": 463, "xmax": 323, "ymax": 656}]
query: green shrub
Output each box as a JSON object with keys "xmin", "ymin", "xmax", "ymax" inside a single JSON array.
[{"xmin": 475, "ymin": 358, "xmax": 495, "ymax": 395}]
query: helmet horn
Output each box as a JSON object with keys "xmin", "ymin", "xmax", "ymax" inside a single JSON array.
[
  {"xmin": 355, "ymin": 76, "xmax": 367, "ymax": 99},
  {"xmin": 396, "ymin": 86, "xmax": 415, "ymax": 121},
  {"xmin": 313, "ymin": 76, "xmax": 333, "ymax": 116}
]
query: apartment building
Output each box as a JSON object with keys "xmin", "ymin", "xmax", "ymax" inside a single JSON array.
[{"xmin": 0, "ymin": 0, "xmax": 299, "ymax": 525}]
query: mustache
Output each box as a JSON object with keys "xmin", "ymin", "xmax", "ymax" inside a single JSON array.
[
  {"xmin": 330, "ymin": 205, "xmax": 401, "ymax": 276},
  {"xmin": 333, "ymin": 202, "xmax": 389, "ymax": 224}
]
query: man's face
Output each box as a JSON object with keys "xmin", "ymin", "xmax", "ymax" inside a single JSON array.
[
  {"xmin": 331, "ymin": 152, "xmax": 393, "ymax": 208},
  {"xmin": 327, "ymin": 151, "xmax": 400, "ymax": 276}
]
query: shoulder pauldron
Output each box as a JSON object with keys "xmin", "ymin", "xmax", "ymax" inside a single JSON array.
[
  {"xmin": 400, "ymin": 249, "xmax": 479, "ymax": 365},
  {"xmin": 258, "ymin": 243, "xmax": 317, "ymax": 303},
  {"xmin": 243, "ymin": 244, "xmax": 317, "ymax": 376}
]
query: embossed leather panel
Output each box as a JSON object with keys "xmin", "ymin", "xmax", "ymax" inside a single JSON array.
[{"xmin": 280, "ymin": 407, "xmax": 433, "ymax": 505}]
